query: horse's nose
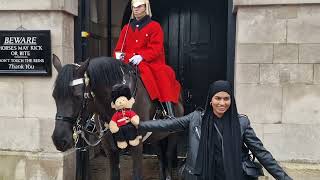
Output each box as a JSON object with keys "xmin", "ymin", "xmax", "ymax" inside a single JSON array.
[
  {"xmin": 53, "ymin": 138, "xmax": 69, "ymax": 151},
  {"xmin": 59, "ymin": 139, "xmax": 67, "ymax": 148}
]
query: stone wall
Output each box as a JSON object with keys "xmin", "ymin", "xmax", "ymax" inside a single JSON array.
[
  {"xmin": 235, "ymin": 3, "xmax": 320, "ymax": 179},
  {"xmin": 111, "ymin": 0, "xmax": 129, "ymax": 50},
  {"xmin": 0, "ymin": 0, "xmax": 77, "ymax": 180}
]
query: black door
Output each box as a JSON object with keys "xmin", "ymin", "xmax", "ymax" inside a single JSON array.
[{"xmin": 153, "ymin": 0, "xmax": 228, "ymax": 112}]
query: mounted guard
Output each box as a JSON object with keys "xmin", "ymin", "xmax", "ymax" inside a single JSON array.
[{"xmin": 114, "ymin": 0, "xmax": 181, "ymax": 117}]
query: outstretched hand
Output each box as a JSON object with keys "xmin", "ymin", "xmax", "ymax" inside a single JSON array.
[{"xmin": 129, "ymin": 55, "xmax": 143, "ymax": 65}]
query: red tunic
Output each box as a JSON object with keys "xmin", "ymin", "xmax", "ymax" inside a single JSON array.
[
  {"xmin": 114, "ymin": 16, "xmax": 181, "ymax": 103},
  {"xmin": 111, "ymin": 109, "xmax": 137, "ymax": 127}
]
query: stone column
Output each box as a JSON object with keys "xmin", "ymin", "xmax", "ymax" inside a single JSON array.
[
  {"xmin": 111, "ymin": 0, "xmax": 129, "ymax": 50},
  {"xmin": 0, "ymin": 0, "xmax": 77, "ymax": 180},
  {"xmin": 234, "ymin": 0, "xmax": 320, "ymax": 179}
]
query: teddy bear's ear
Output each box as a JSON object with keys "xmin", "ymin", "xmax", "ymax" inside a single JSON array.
[{"xmin": 111, "ymin": 102, "xmax": 115, "ymax": 109}]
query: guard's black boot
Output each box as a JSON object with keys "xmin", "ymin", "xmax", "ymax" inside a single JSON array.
[{"xmin": 164, "ymin": 102, "xmax": 175, "ymax": 118}]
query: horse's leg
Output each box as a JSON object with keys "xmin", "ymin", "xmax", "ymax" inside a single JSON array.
[
  {"xmin": 108, "ymin": 150, "xmax": 120, "ymax": 180},
  {"xmin": 164, "ymin": 99, "xmax": 184, "ymax": 180},
  {"xmin": 95, "ymin": 115, "xmax": 120, "ymax": 180},
  {"xmin": 160, "ymin": 99, "xmax": 184, "ymax": 180},
  {"xmin": 165, "ymin": 134, "xmax": 179, "ymax": 180},
  {"xmin": 154, "ymin": 141, "xmax": 167, "ymax": 180},
  {"xmin": 101, "ymin": 138, "xmax": 120, "ymax": 180},
  {"xmin": 130, "ymin": 143, "xmax": 143, "ymax": 180}
]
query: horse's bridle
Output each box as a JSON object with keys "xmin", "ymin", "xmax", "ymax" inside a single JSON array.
[
  {"xmin": 55, "ymin": 63, "xmax": 87, "ymax": 126},
  {"xmin": 69, "ymin": 72, "xmax": 110, "ymax": 148},
  {"xmin": 56, "ymin": 63, "xmax": 141, "ymax": 149},
  {"xmin": 54, "ymin": 63, "xmax": 110, "ymax": 148},
  {"xmin": 55, "ymin": 115, "xmax": 77, "ymax": 125},
  {"xmin": 54, "ymin": 83, "xmax": 86, "ymax": 126}
]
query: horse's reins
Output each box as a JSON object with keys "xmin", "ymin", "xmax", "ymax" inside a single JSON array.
[
  {"xmin": 132, "ymin": 66, "xmax": 139, "ymax": 98},
  {"xmin": 119, "ymin": 64, "xmax": 152, "ymax": 142},
  {"xmin": 120, "ymin": 64, "xmax": 139, "ymax": 98},
  {"xmin": 117, "ymin": 18, "xmax": 153, "ymax": 142},
  {"xmin": 118, "ymin": 17, "xmax": 138, "ymax": 97}
]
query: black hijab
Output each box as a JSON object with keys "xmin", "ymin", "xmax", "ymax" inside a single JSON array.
[{"xmin": 194, "ymin": 80, "xmax": 243, "ymax": 180}]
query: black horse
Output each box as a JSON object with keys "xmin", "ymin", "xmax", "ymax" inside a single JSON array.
[{"xmin": 51, "ymin": 55, "xmax": 184, "ymax": 180}]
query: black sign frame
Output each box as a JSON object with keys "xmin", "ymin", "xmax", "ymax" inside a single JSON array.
[{"xmin": 0, "ymin": 30, "xmax": 51, "ymax": 76}]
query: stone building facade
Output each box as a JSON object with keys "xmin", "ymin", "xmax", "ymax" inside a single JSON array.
[
  {"xmin": 0, "ymin": 0, "xmax": 319, "ymax": 179},
  {"xmin": 234, "ymin": 0, "xmax": 320, "ymax": 179},
  {"xmin": 0, "ymin": 0, "xmax": 77, "ymax": 180}
]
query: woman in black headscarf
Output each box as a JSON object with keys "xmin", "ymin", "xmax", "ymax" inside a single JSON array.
[{"xmin": 139, "ymin": 80, "xmax": 292, "ymax": 180}]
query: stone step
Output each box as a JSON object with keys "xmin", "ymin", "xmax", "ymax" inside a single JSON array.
[
  {"xmin": 90, "ymin": 155, "xmax": 320, "ymax": 180},
  {"xmin": 90, "ymin": 154, "xmax": 181, "ymax": 180},
  {"xmin": 262, "ymin": 162, "xmax": 320, "ymax": 180}
]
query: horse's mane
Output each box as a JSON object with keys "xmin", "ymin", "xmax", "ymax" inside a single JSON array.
[
  {"xmin": 53, "ymin": 64, "xmax": 76, "ymax": 99},
  {"xmin": 87, "ymin": 57, "xmax": 132, "ymax": 90},
  {"xmin": 53, "ymin": 57, "xmax": 132, "ymax": 98}
]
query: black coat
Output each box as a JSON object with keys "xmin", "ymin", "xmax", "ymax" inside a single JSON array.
[{"xmin": 139, "ymin": 110, "xmax": 292, "ymax": 180}]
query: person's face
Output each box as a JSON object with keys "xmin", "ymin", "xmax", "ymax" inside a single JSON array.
[
  {"xmin": 211, "ymin": 91, "xmax": 231, "ymax": 118},
  {"xmin": 132, "ymin": 4, "xmax": 146, "ymax": 20}
]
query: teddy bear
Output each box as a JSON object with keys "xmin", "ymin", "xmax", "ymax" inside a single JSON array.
[{"xmin": 108, "ymin": 83, "xmax": 141, "ymax": 149}]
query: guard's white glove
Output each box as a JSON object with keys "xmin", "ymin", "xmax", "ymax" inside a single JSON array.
[{"xmin": 129, "ymin": 55, "xmax": 143, "ymax": 65}]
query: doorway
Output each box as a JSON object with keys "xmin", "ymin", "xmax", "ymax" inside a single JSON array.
[{"xmin": 122, "ymin": 0, "xmax": 230, "ymax": 113}]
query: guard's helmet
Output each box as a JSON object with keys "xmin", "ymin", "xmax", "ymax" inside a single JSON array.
[{"xmin": 131, "ymin": 0, "xmax": 152, "ymax": 18}]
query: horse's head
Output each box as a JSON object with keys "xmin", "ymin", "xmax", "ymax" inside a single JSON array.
[{"xmin": 51, "ymin": 54, "xmax": 90, "ymax": 152}]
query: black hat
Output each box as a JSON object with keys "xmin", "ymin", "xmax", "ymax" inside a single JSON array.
[
  {"xmin": 208, "ymin": 80, "xmax": 232, "ymax": 99},
  {"xmin": 111, "ymin": 84, "xmax": 132, "ymax": 103}
]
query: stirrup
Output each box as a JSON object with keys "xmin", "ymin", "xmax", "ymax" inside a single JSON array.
[
  {"xmin": 163, "ymin": 111, "xmax": 175, "ymax": 119},
  {"xmin": 158, "ymin": 103, "xmax": 172, "ymax": 119},
  {"xmin": 166, "ymin": 102, "xmax": 175, "ymax": 118}
]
